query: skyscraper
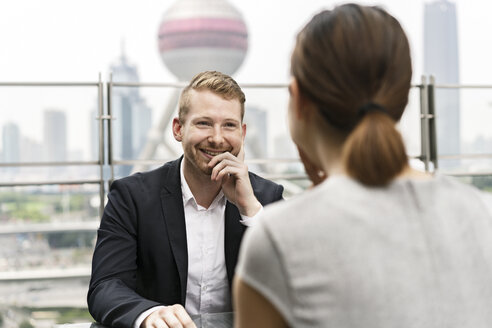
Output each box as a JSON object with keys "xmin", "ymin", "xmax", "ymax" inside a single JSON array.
[
  {"xmin": 43, "ymin": 109, "xmax": 67, "ymax": 162},
  {"xmin": 20, "ymin": 135, "xmax": 43, "ymax": 163},
  {"xmin": 243, "ymin": 105, "xmax": 268, "ymax": 174},
  {"xmin": 109, "ymin": 49, "xmax": 152, "ymax": 176},
  {"xmin": 424, "ymin": 0, "xmax": 461, "ymax": 163},
  {"xmin": 244, "ymin": 105, "xmax": 268, "ymax": 158},
  {"xmin": 2, "ymin": 122, "xmax": 20, "ymax": 163}
]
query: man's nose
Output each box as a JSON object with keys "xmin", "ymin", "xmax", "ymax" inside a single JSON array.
[{"xmin": 208, "ymin": 125, "xmax": 224, "ymax": 145}]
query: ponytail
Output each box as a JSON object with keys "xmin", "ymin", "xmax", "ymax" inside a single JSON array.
[
  {"xmin": 342, "ymin": 111, "xmax": 408, "ymax": 186},
  {"xmin": 290, "ymin": 4, "xmax": 412, "ymax": 186}
]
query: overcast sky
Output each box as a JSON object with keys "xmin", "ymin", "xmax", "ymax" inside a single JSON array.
[
  {"xmin": 0, "ymin": 0, "xmax": 491, "ymax": 159},
  {"xmin": 1, "ymin": 0, "xmax": 491, "ymax": 83}
]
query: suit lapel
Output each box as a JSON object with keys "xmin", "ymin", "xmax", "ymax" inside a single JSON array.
[
  {"xmin": 224, "ymin": 201, "xmax": 246, "ymax": 287},
  {"xmin": 160, "ymin": 158, "xmax": 188, "ymax": 305}
]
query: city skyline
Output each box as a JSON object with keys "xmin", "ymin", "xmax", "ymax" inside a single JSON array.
[
  {"xmin": 1, "ymin": 109, "xmax": 70, "ymax": 163},
  {"xmin": 0, "ymin": 0, "xmax": 491, "ymax": 164}
]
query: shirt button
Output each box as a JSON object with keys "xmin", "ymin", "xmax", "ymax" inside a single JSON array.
[{"xmin": 202, "ymin": 286, "xmax": 207, "ymax": 291}]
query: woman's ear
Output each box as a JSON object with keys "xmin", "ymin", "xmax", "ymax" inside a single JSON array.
[
  {"xmin": 289, "ymin": 79, "xmax": 302, "ymax": 119},
  {"xmin": 289, "ymin": 79, "xmax": 314, "ymax": 121}
]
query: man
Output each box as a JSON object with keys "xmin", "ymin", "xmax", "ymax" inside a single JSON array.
[{"xmin": 87, "ymin": 71, "xmax": 284, "ymax": 328}]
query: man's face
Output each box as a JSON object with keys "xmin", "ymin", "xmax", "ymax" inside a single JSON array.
[{"xmin": 173, "ymin": 89, "xmax": 246, "ymax": 176}]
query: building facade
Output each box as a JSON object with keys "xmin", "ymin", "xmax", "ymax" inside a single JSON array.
[{"xmin": 424, "ymin": 0, "xmax": 461, "ymax": 164}]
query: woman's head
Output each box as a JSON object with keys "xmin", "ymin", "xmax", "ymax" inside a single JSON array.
[{"xmin": 290, "ymin": 4, "xmax": 412, "ymax": 186}]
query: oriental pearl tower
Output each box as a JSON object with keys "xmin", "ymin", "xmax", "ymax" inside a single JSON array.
[
  {"xmin": 133, "ymin": 0, "xmax": 249, "ymax": 172},
  {"xmin": 157, "ymin": 0, "xmax": 248, "ymax": 80}
]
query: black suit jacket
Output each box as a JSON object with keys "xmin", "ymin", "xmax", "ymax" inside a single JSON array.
[{"xmin": 87, "ymin": 158, "xmax": 283, "ymax": 328}]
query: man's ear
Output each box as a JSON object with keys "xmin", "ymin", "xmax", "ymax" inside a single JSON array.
[
  {"xmin": 241, "ymin": 123, "xmax": 247, "ymax": 141},
  {"xmin": 172, "ymin": 117, "xmax": 183, "ymax": 142}
]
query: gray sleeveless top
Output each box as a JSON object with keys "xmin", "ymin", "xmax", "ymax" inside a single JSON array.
[{"xmin": 237, "ymin": 174, "xmax": 492, "ymax": 328}]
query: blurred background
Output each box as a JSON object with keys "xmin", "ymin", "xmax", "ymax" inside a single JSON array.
[{"xmin": 0, "ymin": 0, "xmax": 491, "ymax": 326}]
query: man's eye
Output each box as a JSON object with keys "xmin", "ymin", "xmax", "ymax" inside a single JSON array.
[
  {"xmin": 224, "ymin": 122, "xmax": 237, "ymax": 128},
  {"xmin": 197, "ymin": 121, "xmax": 211, "ymax": 126}
]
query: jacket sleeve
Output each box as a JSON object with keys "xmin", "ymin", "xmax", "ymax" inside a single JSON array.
[
  {"xmin": 250, "ymin": 173, "xmax": 284, "ymax": 206},
  {"xmin": 87, "ymin": 179, "xmax": 161, "ymax": 328},
  {"xmin": 274, "ymin": 183, "xmax": 284, "ymax": 202}
]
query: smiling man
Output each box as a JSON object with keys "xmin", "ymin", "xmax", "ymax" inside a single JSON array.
[{"xmin": 87, "ymin": 71, "xmax": 284, "ymax": 328}]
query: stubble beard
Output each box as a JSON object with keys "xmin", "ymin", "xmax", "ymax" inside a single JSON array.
[{"xmin": 185, "ymin": 145, "xmax": 213, "ymax": 177}]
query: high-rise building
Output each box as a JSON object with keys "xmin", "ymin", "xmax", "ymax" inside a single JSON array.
[
  {"xmin": 20, "ymin": 136, "xmax": 43, "ymax": 162},
  {"xmin": 273, "ymin": 133, "xmax": 300, "ymax": 174},
  {"xmin": 244, "ymin": 105, "xmax": 268, "ymax": 158},
  {"xmin": 43, "ymin": 109, "xmax": 67, "ymax": 162},
  {"xmin": 243, "ymin": 106, "xmax": 268, "ymax": 173},
  {"xmin": 2, "ymin": 122, "xmax": 20, "ymax": 163},
  {"xmin": 109, "ymin": 50, "xmax": 152, "ymax": 176},
  {"xmin": 424, "ymin": 0, "xmax": 460, "ymax": 163}
]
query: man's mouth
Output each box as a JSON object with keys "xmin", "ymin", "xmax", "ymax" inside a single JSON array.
[{"xmin": 201, "ymin": 149, "xmax": 228, "ymax": 157}]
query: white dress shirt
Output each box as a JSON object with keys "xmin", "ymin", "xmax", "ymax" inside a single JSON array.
[
  {"xmin": 133, "ymin": 162, "xmax": 261, "ymax": 328},
  {"xmin": 181, "ymin": 164, "xmax": 230, "ymax": 315}
]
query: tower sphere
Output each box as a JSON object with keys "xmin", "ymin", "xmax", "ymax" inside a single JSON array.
[{"xmin": 157, "ymin": 0, "xmax": 248, "ymax": 81}]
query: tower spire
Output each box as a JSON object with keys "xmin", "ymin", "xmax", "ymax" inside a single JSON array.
[{"xmin": 120, "ymin": 38, "xmax": 127, "ymax": 63}]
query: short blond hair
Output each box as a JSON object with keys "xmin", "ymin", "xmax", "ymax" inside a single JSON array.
[{"xmin": 178, "ymin": 71, "xmax": 246, "ymax": 122}]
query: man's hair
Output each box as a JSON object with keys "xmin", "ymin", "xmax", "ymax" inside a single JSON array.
[{"xmin": 178, "ymin": 71, "xmax": 246, "ymax": 123}]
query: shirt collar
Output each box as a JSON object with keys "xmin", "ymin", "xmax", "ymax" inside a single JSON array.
[
  {"xmin": 180, "ymin": 160, "xmax": 194, "ymax": 205},
  {"xmin": 180, "ymin": 160, "xmax": 225, "ymax": 210}
]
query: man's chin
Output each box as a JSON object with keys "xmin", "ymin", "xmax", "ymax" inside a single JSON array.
[
  {"xmin": 196, "ymin": 160, "xmax": 213, "ymax": 176},
  {"xmin": 201, "ymin": 167, "xmax": 213, "ymax": 176}
]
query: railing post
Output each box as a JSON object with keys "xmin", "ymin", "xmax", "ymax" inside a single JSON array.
[
  {"xmin": 419, "ymin": 75, "xmax": 431, "ymax": 172},
  {"xmin": 427, "ymin": 75, "xmax": 438, "ymax": 170},
  {"xmin": 97, "ymin": 73, "xmax": 105, "ymax": 217},
  {"xmin": 107, "ymin": 73, "xmax": 115, "ymax": 185}
]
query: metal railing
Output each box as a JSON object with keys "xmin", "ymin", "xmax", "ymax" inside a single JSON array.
[
  {"xmin": 1, "ymin": 75, "xmax": 491, "ymax": 281},
  {"xmin": 2, "ymin": 75, "xmax": 491, "ymax": 214},
  {"xmin": 430, "ymin": 80, "xmax": 492, "ymax": 176},
  {"xmin": 0, "ymin": 77, "xmax": 106, "ymax": 216},
  {"xmin": 106, "ymin": 78, "xmax": 440, "ymax": 178}
]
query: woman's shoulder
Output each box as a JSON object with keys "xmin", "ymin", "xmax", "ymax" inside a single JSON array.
[
  {"xmin": 413, "ymin": 173, "xmax": 492, "ymax": 211},
  {"xmin": 436, "ymin": 174, "xmax": 492, "ymax": 215},
  {"xmin": 261, "ymin": 173, "xmax": 491, "ymax": 230},
  {"xmin": 258, "ymin": 175, "xmax": 359, "ymax": 234}
]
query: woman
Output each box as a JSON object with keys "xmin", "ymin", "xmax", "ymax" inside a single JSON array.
[{"xmin": 234, "ymin": 4, "xmax": 492, "ymax": 328}]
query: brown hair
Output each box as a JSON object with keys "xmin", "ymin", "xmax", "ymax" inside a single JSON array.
[
  {"xmin": 291, "ymin": 4, "xmax": 412, "ymax": 186},
  {"xmin": 178, "ymin": 71, "xmax": 246, "ymax": 122}
]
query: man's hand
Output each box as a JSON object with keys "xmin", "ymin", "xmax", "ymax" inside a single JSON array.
[
  {"xmin": 141, "ymin": 304, "xmax": 196, "ymax": 328},
  {"xmin": 208, "ymin": 147, "xmax": 262, "ymax": 217}
]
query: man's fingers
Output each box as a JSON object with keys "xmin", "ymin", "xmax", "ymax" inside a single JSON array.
[
  {"xmin": 208, "ymin": 149, "xmax": 244, "ymax": 168},
  {"xmin": 162, "ymin": 313, "xmax": 184, "ymax": 328},
  {"xmin": 173, "ymin": 306, "xmax": 196, "ymax": 328},
  {"xmin": 142, "ymin": 309, "xmax": 169, "ymax": 328},
  {"xmin": 207, "ymin": 152, "xmax": 234, "ymax": 168},
  {"xmin": 152, "ymin": 317, "xmax": 170, "ymax": 328},
  {"xmin": 144, "ymin": 305, "xmax": 196, "ymax": 328},
  {"xmin": 211, "ymin": 159, "xmax": 242, "ymax": 180},
  {"xmin": 214, "ymin": 166, "xmax": 241, "ymax": 182}
]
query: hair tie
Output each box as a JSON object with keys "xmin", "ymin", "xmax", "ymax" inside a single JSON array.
[{"xmin": 357, "ymin": 102, "xmax": 388, "ymax": 118}]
